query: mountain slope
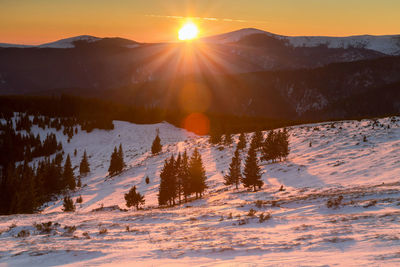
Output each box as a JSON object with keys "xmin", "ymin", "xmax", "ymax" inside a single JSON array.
[
  {"xmin": 205, "ymin": 28, "xmax": 400, "ymax": 55},
  {"xmin": 1, "ymin": 116, "xmax": 400, "ymax": 265}
]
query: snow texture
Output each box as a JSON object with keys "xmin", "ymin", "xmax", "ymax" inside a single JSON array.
[{"xmin": 1, "ymin": 116, "xmax": 400, "ymax": 266}]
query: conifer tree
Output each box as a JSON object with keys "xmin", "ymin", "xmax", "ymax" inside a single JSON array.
[
  {"xmin": 224, "ymin": 148, "xmax": 242, "ymax": 189},
  {"xmin": 242, "ymin": 146, "xmax": 263, "ymax": 192},
  {"xmin": 124, "ymin": 186, "xmax": 145, "ymax": 210},
  {"xmin": 189, "ymin": 148, "xmax": 207, "ymax": 198},
  {"xmin": 237, "ymin": 132, "xmax": 247, "ymax": 150},
  {"xmin": 79, "ymin": 150, "xmax": 90, "ymax": 176},
  {"xmin": 252, "ymin": 130, "xmax": 264, "ymax": 150},
  {"xmin": 117, "ymin": 144, "xmax": 125, "ymax": 171},
  {"xmin": 261, "ymin": 130, "xmax": 277, "ymax": 162},
  {"xmin": 158, "ymin": 159, "xmax": 170, "ymax": 206},
  {"xmin": 175, "ymin": 153, "xmax": 183, "ymax": 203},
  {"xmin": 151, "ymin": 130, "xmax": 162, "ymax": 155},
  {"xmin": 277, "ymin": 128, "xmax": 290, "ymax": 161},
  {"xmin": 108, "ymin": 147, "xmax": 119, "ymax": 176},
  {"xmin": 63, "ymin": 154, "xmax": 75, "ymax": 190},
  {"xmin": 158, "ymin": 156, "xmax": 177, "ymax": 206},
  {"xmin": 209, "ymin": 126, "xmax": 222, "ymax": 145},
  {"xmin": 62, "ymin": 196, "xmax": 75, "ymax": 212},
  {"xmin": 180, "ymin": 150, "xmax": 191, "ymax": 202},
  {"xmin": 223, "ymin": 132, "xmax": 233, "ymax": 146}
]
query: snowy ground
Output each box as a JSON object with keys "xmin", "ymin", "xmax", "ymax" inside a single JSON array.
[{"xmin": 1, "ymin": 117, "xmax": 400, "ymax": 266}]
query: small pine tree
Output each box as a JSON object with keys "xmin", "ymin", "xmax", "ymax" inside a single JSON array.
[
  {"xmin": 151, "ymin": 130, "xmax": 162, "ymax": 155},
  {"xmin": 62, "ymin": 196, "xmax": 75, "ymax": 212},
  {"xmin": 242, "ymin": 146, "xmax": 263, "ymax": 192},
  {"xmin": 145, "ymin": 176, "xmax": 150, "ymax": 184},
  {"xmin": 237, "ymin": 132, "xmax": 247, "ymax": 150},
  {"xmin": 63, "ymin": 154, "xmax": 75, "ymax": 190},
  {"xmin": 79, "ymin": 150, "xmax": 90, "ymax": 176},
  {"xmin": 224, "ymin": 148, "xmax": 242, "ymax": 189},
  {"xmin": 108, "ymin": 147, "xmax": 120, "ymax": 176},
  {"xmin": 117, "ymin": 144, "xmax": 126, "ymax": 171},
  {"xmin": 125, "ymin": 186, "xmax": 145, "ymax": 210},
  {"xmin": 189, "ymin": 148, "xmax": 207, "ymax": 198}
]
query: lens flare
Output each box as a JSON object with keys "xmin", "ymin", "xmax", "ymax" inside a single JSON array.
[{"xmin": 182, "ymin": 113, "xmax": 210, "ymax": 135}]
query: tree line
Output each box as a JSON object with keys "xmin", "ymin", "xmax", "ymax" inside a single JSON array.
[{"xmin": 0, "ymin": 151, "xmax": 91, "ymax": 215}]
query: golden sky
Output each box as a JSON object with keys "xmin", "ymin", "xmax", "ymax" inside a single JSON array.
[{"xmin": 1, "ymin": 0, "xmax": 399, "ymax": 45}]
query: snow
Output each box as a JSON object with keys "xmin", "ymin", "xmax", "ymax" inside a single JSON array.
[
  {"xmin": 205, "ymin": 28, "xmax": 400, "ymax": 56},
  {"xmin": 1, "ymin": 116, "xmax": 400, "ymax": 265},
  {"xmin": 38, "ymin": 35, "xmax": 101, "ymax": 48}
]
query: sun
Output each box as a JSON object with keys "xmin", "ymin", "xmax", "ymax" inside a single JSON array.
[{"xmin": 178, "ymin": 22, "xmax": 199, "ymax": 41}]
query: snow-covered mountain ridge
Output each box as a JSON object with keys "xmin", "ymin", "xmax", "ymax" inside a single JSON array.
[
  {"xmin": 1, "ymin": 116, "xmax": 400, "ymax": 265},
  {"xmin": 2, "ymin": 28, "xmax": 399, "ymax": 55},
  {"xmin": 204, "ymin": 28, "xmax": 400, "ymax": 55}
]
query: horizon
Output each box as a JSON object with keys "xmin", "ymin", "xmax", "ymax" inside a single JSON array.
[
  {"xmin": 1, "ymin": 0, "xmax": 400, "ymax": 45},
  {"xmin": 2, "ymin": 27, "xmax": 400, "ymax": 46}
]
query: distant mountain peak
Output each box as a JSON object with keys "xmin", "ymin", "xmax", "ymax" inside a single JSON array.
[{"xmin": 39, "ymin": 35, "xmax": 101, "ymax": 48}]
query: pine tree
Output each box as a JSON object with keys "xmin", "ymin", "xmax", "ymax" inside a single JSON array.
[
  {"xmin": 261, "ymin": 130, "xmax": 277, "ymax": 162},
  {"xmin": 180, "ymin": 150, "xmax": 191, "ymax": 202},
  {"xmin": 158, "ymin": 157, "xmax": 176, "ymax": 206},
  {"xmin": 117, "ymin": 144, "xmax": 125, "ymax": 171},
  {"xmin": 277, "ymin": 128, "xmax": 290, "ymax": 161},
  {"xmin": 223, "ymin": 132, "xmax": 233, "ymax": 146},
  {"xmin": 108, "ymin": 147, "xmax": 119, "ymax": 176},
  {"xmin": 237, "ymin": 132, "xmax": 247, "ymax": 150},
  {"xmin": 189, "ymin": 148, "xmax": 207, "ymax": 198},
  {"xmin": 175, "ymin": 153, "xmax": 183, "ymax": 204},
  {"xmin": 124, "ymin": 186, "xmax": 145, "ymax": 210},
  {"xmin": 224, "ymin": 148, "xmax": 242, "ymax": 189},
  {"xmin": 62, "ymin": 196, "xmax": 75, "ymax": 212},
  {"xmin": 63, "ymin": 154, "xmax": 75, "ymax": 190},
  {"xmin": 166, "ymin": 155, "xmax": 177, "ymax": 205},
  {"xmin": 79, "ymin": 150, "xmax": 90, "ymax": 176},
  {"xmin": 252, "ymin": 130, "xmax": 264, "ymax": 150},
  {"xmin": 151, "ymin": 130, "xmax": 162, "ymax": 155},
  {"xmin": 242, "ymin": 145, "xmax": 263, "ymax": 192},
  {"xmin": 209, "ymin": 126, "xmax": 222, "ymax": 145}
]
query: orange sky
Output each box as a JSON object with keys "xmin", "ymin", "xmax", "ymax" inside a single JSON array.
[{"xmin": 1, "ymin": 0, "xmax": 399, "ymax": 45}]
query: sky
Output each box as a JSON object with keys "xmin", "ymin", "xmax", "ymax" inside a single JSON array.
[{"xmin": 1, "ymin": 0, "xmax": 399, "ymax": 45}]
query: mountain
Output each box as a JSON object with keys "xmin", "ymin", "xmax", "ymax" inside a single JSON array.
[
  {"xmin": 204, "ymin": 28, "xmax": 400, "ymax": 56},
  {"xmin": 1, "ymin": 35, "xmax": 140, "ymax": 49},
  {"xmin": 0, "ymin": 29, "xmax": 400, "ymax": 121}
]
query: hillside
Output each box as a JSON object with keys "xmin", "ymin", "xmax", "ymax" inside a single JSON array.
[{"xmin": 1, "ymin": 116, "xmax": 400, "ymax": 265}]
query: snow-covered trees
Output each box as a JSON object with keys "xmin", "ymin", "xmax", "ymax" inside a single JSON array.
[
  {"xmin": 151, "ymin": 130, "xmax": 162, "ymax": 155},
  {"xmin": 124, "ymin": 186, "xmax": 145, "ymax": 210},
  {"xmin": 224, "ymin": 148, "xmax": 242, "ymax": 189},
  {"xmin": 108, "ymin": 144, "xmax": 125, "ymax": 176},
  {"xmin": 158, "ymin": 149, "xmax": 207, "ymax": 206},
  {"xmin": 79, "ymin": 150, "xmax": 90, "ymax": 176}
]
